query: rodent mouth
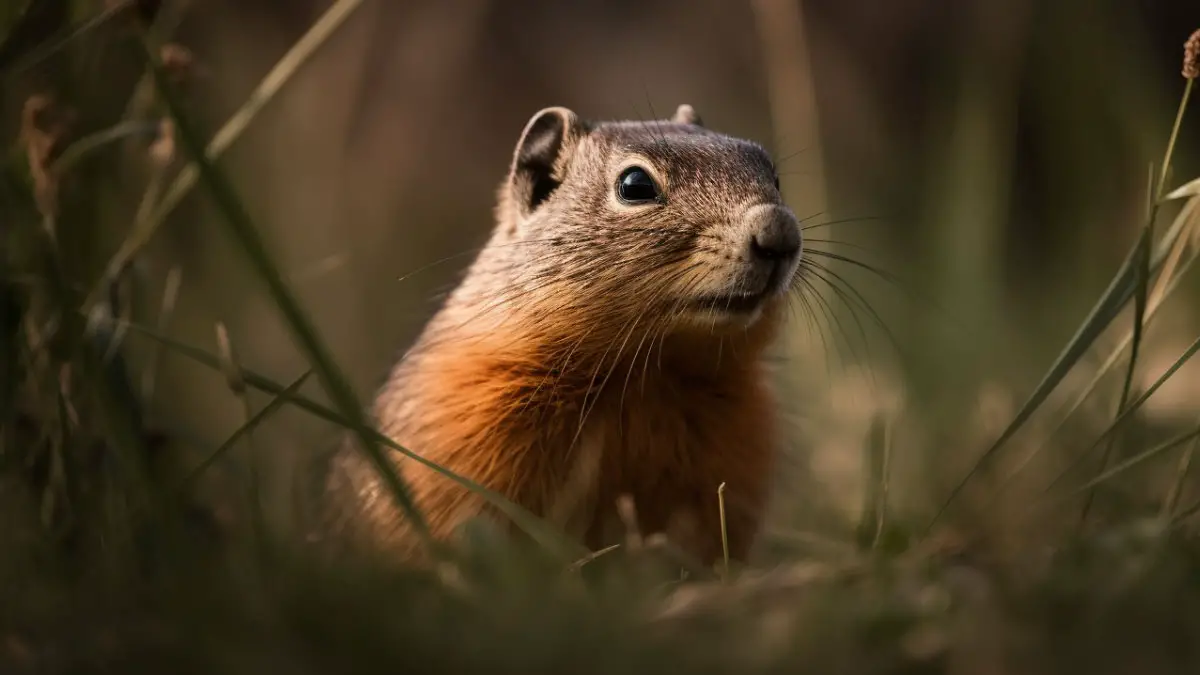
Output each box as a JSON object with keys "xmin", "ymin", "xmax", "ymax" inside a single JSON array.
[
  {"xmin": 691, "ymin": 288, "xmax": 774, "ymax": 314},
  {"xmin": 691, "ymin": 263, "xmax": 792, "ymax": 316}
]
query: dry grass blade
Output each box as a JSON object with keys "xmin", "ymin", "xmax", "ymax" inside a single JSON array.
[
  {"xmin": 1093, "ymin": 77, "xmax": 1200, "ymax": 523},
  {"xmin": 927, "ymin": 234, "xmax": 1147, "ymax": 531},
  {"xmin": 994, "ymin": 199, "xmax": 1199, "ymax": 492},
  {"xmin": 928, "ymin": 76, "xmax": 1197, "ymax": 532},
  {"xmin": 181, "ymin": 369, "xmax": 312, "ymax": 489},
  {"xmin": 1167, "ymin": 177, "xmax": 1200, "ymax": 200},
  {"xmin": 146, "ymin": 0, "xmax": 364, "ymax": 239},
  {"xmin": 856, "ymin": 413, "xmax": 892, "ymax": 551},
  {"xmin": 97, "ymin": 0, "xmax": 364, "ymax": 297},
  {"xmin": 214, "ymin": 321, "xmax": 268, "ymax": 543},
  {"xmin": 1158, "ymin": 77, "xmax": 1194, "ymax": 191},
  {"xmin": 133, "ymin": 33, "xmax": 434, "ymax": 547},
  {"xmin": 141, "ymin": 265, "xmax": 182, "ymax": 400},
  {"xmin": 566, "ymin": 543, "xmax": 621, "ymax": 573},
  {"xmin": 1042, "ymin": 334, "xmax": 1200, "ymax": 493},
  {"xmin": 717, "ymin": 482, "xmax": 730, "ymax": 582},
  {"xmin": 50, "ymin": 120, "xmax": 160, "ymax": 174}
]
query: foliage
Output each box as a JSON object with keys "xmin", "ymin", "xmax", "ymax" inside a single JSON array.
[{"xmin": 2, "ymin": 3, "xmax": 1200, "ymax": 673}]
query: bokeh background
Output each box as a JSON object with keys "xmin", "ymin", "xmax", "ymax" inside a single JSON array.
[{"xmin": 8, "ymin": 0, "xmax": 1200, "ymax": 550}]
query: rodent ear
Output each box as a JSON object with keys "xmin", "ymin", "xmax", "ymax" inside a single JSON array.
[
  {"xmin": 672, "ymin": 104, "xmax": 703, "ymax": 127},
  {"xmin": 508, "ymin": 106, "xmax": 586, "ymax": 219}
]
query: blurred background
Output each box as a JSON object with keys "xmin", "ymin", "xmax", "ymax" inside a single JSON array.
[{"xmin": 6, "ymin": 0, "xmax": 1200, "ymax": 550}]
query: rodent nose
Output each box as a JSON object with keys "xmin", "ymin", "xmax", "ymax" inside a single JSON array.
[{"xmin": 746, "ymin": 205, "xmax": 801, "ymax": 262}]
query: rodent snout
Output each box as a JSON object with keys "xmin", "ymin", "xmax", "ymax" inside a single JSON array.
[{"xmin": 744, "ymin": 204, "xmax": 802, "ymax": 264}]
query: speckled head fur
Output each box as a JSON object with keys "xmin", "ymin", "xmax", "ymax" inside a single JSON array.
[
  {"xmin": 463, "ymin": 104, "xmax": 801, "ymax": 336},
  {"xmin": 442, "ymin": 103, "xmax": 803, "ymax": 347}
]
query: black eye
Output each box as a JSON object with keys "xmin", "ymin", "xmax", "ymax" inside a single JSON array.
[
  {"xmin": 616, "ymin": 166, "xmax": 661, "ymax": 204},
  {"xmin": 773, "ymin": 175, "xmax": 780, "ymax": 191}
]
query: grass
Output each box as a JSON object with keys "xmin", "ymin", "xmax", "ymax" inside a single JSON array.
[{"xmin": 3, "ymin": 2, "xmax": 1200, "ymax": 673}]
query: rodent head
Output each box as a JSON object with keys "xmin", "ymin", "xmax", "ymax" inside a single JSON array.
[{"xmin": 487, "ymin": 104, "xmax": 802, "ymax": 337}]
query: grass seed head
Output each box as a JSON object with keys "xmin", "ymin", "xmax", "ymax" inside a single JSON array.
[{"xmin": 1185, "ymin": 28, "xmax": 1200, "ymax": 80}]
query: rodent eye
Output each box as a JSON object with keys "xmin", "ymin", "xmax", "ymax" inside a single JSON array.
[
  {"xmin": 773, "ymin": 175, "xmax": 781, "ymax": 191},
  {"xmin": 616, "ymin": 166, "xmax": 661, "ymax": 204}
]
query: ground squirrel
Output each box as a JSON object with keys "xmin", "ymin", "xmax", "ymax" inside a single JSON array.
[{"xmin": 318, "ymin": 103, "xmax": 803, "ymax": 567}]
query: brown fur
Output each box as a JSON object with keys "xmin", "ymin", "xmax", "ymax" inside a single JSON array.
[{"xmin": 318, "ymin": 104, "xmax": 802, "ymax": 566}]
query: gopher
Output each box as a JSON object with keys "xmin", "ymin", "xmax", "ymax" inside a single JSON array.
[{"xmin": 318, "ymin": 103, "xmax": 803, "ymax": 566}]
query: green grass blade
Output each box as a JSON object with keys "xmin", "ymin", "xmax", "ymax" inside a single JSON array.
[
  {"xmin": 931, "ymin": 182, "xmax": 1195, "ymax": 530},
  {"xmin": 925, "ymin": 232, "xmax": 1144, "ymax": 532},
  {"xmin": 1078, "ymin": 225, "xmax": 1152, "ymax": 525},
  {"xmin": 134, "ymin": 35, "xmax": 432, "ymax": 545},
  {"xmin": 179, "ymin": 369, "xmax": 312, "ymax": 489},
  {"xmin": 988, "ymin": 197, "xmax": 1200, "ymax": 495},
  {"xmin": 116, "ymin": 0, "xmax": 367, "ymax": 277},
  {"xmin": 0, "ymin": 0, "xmax": 69, "ymax": 76},
  {"xmin": 4, "ymin": 163, "xmax": 158, "ymax": 515},
  {"xmin": 118, "ymin": 319, "xmax": 587, "ymax": 562},
  {"xmin": 1164, "ymin": 428, "xmax": 1200, "ymax": 517},
  {"xmin": 1050, "ymin": 425, "xmax": 1200, "ymax": 502},
  {"xmin": 1156, "ymin": 78, "xmax": 1193, "ymax": 199},
  {"xmin": 0, "ymin": 0, "xmax": 130, "ymax": 80},
  {"xmin": 1043, "ymin": 333, "xmax": 1200, "ymax": 494},
  {"xmin": 93, "ymin": 0, "xmax": 366, "ymax": 320},
  {"xmin": 999, "ymin": 79, "xmax": 1196, "ymax": 519}
]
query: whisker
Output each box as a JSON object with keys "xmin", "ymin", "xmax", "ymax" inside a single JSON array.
[
  {"xmin": 616, "ymin": 277, "xmax": 682, "ymax": 422},
  {"xmin": 787, "ymin": 273, "xmax": 821, "ymax": 347},
  {"xmin": 772, "ymin": 145, "xmax": 810, "ymax": 167},
  {"xmin": 394, "ymin": 235, "xmax": 603, "ymax": 284},
  {"xmin": 802, "ymin": 238, "xmax": 880, "ymax": 256},
  {"xmin": 802, "ymin": 260, "xmax": 908, "ymax": 365},
  {"xmin": 800, "ymin": 270, "xmax": 857, "ymax": 373},
  {"xmin": 801, "ymin": 216, "xmax": 893, "ymax": 232},
  {"xmin": 801, "ymin": 264, "xmax": 874, "ymax": 368},
  {"xmin": 794, "ymin": 273, "xmax": 835, "ymax": 382},
  {"xmin": 520, "ymin": 325, "xmax": 596, "ymax": 417},
  {"xmin": 804, "ymin": 249, "xmax": 908, "ymax": 291},
  {"xmin": 568, "ymin": 314, "xmax": 645, "ymax": 460},
  {"xmin": 427, "ymin": 246, "xmax": 695, "ymax": 344}
]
